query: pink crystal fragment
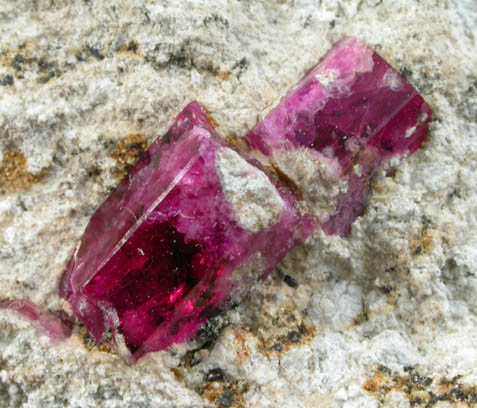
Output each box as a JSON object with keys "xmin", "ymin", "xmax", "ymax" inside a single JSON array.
[
  {"xmin": 0, "ymin": 299, "xmax": 71, "ymax": 345},
  {"xmin": 245, "ymin": 37, "xmax": 432, "ymax": 236},
  {"xmin": 60, "ymin": 102, "xmax": 314, "ymax": 361}
]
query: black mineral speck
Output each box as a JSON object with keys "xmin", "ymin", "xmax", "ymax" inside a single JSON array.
[
  {"xmin": 14, "ymin": 54, "xmax": 25, "ymax": 64},
  {"xmin": 286, "ymin": 330, "xmax": 301, "ymax": 343},
  {"xmin": 450, "ymin": 387, "xmax": 466, "ymax": 401},
  {"xmin": 86, "ymin": 44, "xmax": 105, "ymax": 60},
  {"xmin": 181, "ymin": 349, "xmax": 202, "ymax": 367},
  {"xmin": 194, "ymin": 314, "xmax": 228, "ymax": 349},
  {"xmin": 12, "ymin": 54, "xmax": 26, "ymax": 71},
  {"xmin": 378, "ymin": 364, "xmax": 392, "ymax": 375},
  {"xmin": 232, "ymin": 57, "xmax": 249, "ymax": 79},
  {"xmin": 91, "ymin": 385, "xmax": 122, "ymax": 401},
  {"xmin": 37, "ymin": 57, "xmax": 51, "ymax": 72},
  {"xmin": 127, "ymin": 41, "xmax": 138, "ymax": 53},
  {"xmin": 400, "ymin": 67, "xmax": 413, "ymax": 79},
  {"xmin": 0, "ymin": 379, "xmax": 27, "ymax": 408},
  {"xmin": 203, "ymin": 14, "xmax": 229, "ymax": 28},
  {"xmin": 303, "ymin": 15, "xmax": 312, "ymax": 28},
  {"xmin": 37, "ymin": 67, "xmax": 61, "ymax": 84},
  {"xmin": 449, "ymin": 188, "xmax": 461, "ymax": 200},
  {"xmin": 217, "ymin": 388, "xmax": 234, "ymax": 408},
  {"xmin": 283, "ymin": 274, "xmax": 298, "ymax": 288},
  {"xmin": 0, "ymin": 75, "xmax": 14, "ymax": 86},
  {"xmin": 421, "ymin": 215, "xmax": 432, "ymax": 228},
  {"xmin": 204, "ymin": 367, "xmax": 226, "ymax": 382},
  {"xmin": 269, "ymin": 342, "xmax": 283, "ymax": 352},
  {"xmin": 440, "ymin": 375, "xmax": 462, "ymax": 386}
]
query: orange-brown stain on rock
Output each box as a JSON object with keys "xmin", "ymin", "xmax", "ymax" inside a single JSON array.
[
  {"xmin": 0, "ymin": 151, "xmax": 47, "ymax": 193},
  {"xmin": 170, "ymin": 367, "xmax": 184, "ymax": 382},
  {"xmin": 203, "ymin": 108, "xmax": 220, "ymax": 129},
  {"xmin": 411, "ymin": 224, "xmax": 436, "ymax": 257},
  {"xmin": 198, "ymin": 379, "xmax": 247, "ymax": 408},
  {"xmin": 363, "ymin": 365, "xmax": 477, "ymax": 407},
  {"xmin": 248, "ymin": 305, "xmax": 316, "ymax": 356},
  {"xmin": 110, "ymin": 134, "xmax": 147, "ymax": 180},
  {"xmin": 270, "ymin": 160, "xmax": 304, "ymax": 200},
  {"xmin": 78, "ymin": 325, "xmax": 112, "ymax": 353},
  {"xmin": 224, "ymin": 133, "xmax": 249, "ymax": 154},
  {"xmin": 202, "ymin": 63, "xmax": 230, "ymax": 80},
  {"xmin": 234, "ymin": 329, "xmax": 251, "ymax": 364},
  {"xmin": 258, "ymin": 320, "xmax": 316, "ymax": 356},
  {"xmin": 124, "ymin": 40, "xmax": 139, "ymax": 54}
]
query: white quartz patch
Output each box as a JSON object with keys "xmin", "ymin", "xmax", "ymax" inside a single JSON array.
[{"xmin": 215, "ymin": 147, "xmax": 284, "ymax": 232}]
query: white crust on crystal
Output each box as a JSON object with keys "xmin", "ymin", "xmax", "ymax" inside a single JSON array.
[
  {"xmin": 215, "ymin": 147, "xmax": 284, "ymax": 232},
  {"xmin": 271, "ymin": 148, "xmax": 347, "ymax": 218},
  {"xmin": 315, "ymin": 69, "xmax": 339, "ymax": 88}
]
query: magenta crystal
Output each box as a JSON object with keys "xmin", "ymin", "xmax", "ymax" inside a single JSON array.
[
  {"xmin": 60, "ymin": 102, "xmax": 314, "ymax": 361},
  {"xmin": 245, "ymin": 37, "xmax": 432, "ymax": 236}
]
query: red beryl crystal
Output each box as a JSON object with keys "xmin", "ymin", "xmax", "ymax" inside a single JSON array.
[
  {"xmin": 245, "ymin": 37, "xmax": 432, "ymax": 237},
  {"xmin": 60, "ymin": 102, "xmax": 315, "ymax": 361}
]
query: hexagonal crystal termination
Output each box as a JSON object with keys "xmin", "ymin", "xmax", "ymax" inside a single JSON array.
[
  {"xmin": 60, "ymin": 102, "xmax": 315, "ymax": 361},
  {"xmin": 245, "ymin": 37, "xmax": 432, "ymax": 237}
]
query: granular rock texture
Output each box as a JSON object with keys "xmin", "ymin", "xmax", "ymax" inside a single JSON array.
[{"xmin": 0, "ymin": 1, "xmax": 476, "ymax": 407}]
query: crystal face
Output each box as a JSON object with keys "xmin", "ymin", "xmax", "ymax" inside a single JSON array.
[
  {"xmin": 245, "ymin": 36, "xmax": 432, "ymax": 236},
  {"xmin": 60, "ymin": 101, "xmax": 315, "ymax": 361}
]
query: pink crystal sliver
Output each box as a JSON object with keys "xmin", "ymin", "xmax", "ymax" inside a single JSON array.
[{"xmin": 0, "ymin": 299, "xmax": 71, "ymax": 346}]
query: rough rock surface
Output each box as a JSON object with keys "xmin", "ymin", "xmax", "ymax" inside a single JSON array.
[{"xmin": 0, "ymin": 0, "xmax": 476, "ymax": 407}]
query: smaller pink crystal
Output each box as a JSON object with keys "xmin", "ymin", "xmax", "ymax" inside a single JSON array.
[
  {"xmin": 0, "ymin": 299, "xmax": 71, "ymax": 345},
  {"xmin": 246, "ymin": 37, "xmax": 432, "ymax": 236},
  {"xmin": 60, "ymin": 102, "xmax": 314, "ymax": 361}
]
